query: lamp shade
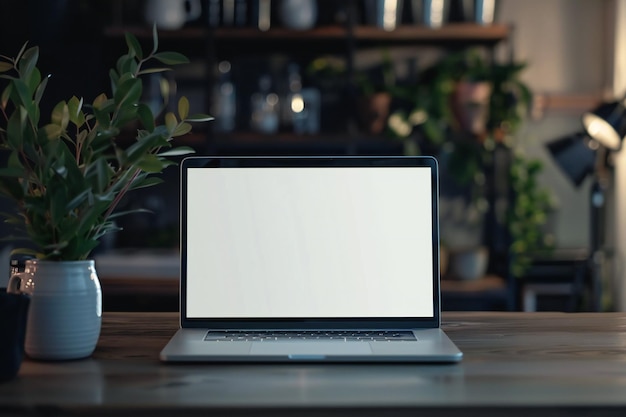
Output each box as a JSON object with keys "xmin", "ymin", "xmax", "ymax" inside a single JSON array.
[
  {"xmin": 582, "ymin": 100, "xmax": 626, "ymax": 151},
  {"xmin": 547, "ymin": 132, "xmax": 596, "ymax": 187}
]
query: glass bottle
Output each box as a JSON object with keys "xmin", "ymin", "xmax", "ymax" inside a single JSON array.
[
  {"xmin": 212, "ymin": 61, "xmax": 236, "ymax": 133},
  {"xmin": 250, "ymin": 74, "xmax": 279, "ymax": 134}
]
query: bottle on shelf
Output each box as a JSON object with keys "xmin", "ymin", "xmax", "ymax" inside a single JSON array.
[
  {"xmin": 250, "ymin": 0, "xmax": 272, "ymax": 31},
  {"xmin": 250, "ymin": 74, "xmax": 280, "ymax": 134},
  {"xmin": 206, "ymin": 0, "xmax": 249, "ymax": 28},
  {"xmin": 282, "ymin": 63, "xmax": 320, "ymax": 135},
  {"xmin": 211, "ymin": 61, "xmax": 237, "ymax": 133}
]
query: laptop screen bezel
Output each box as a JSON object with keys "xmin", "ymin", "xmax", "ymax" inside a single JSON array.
[{"xmin": 179, "ymin": 156, "xmax": 441, "ymax": 329}]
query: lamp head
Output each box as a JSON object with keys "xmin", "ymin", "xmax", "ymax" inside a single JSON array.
[
  {"xmin": 546, "ymin": 132, "xmax": 596, "ymax": 187},
  {"xmin": 582, "ymin": 99, "xmax": 626, "ymax": 151}
]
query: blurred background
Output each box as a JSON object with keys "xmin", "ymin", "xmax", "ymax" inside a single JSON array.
[{"xmin": 0, "ymin": 0, "xmax": 623, "ymax": 313}]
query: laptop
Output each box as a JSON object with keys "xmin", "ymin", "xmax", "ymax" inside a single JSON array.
[{"xmin": 160, "ymin": 155, "xmax": 462, "ymax": 362}]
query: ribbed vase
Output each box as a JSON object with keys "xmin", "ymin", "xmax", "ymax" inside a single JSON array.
[{"xmin": 9, "ymin": 260, "xmax": 102, "ymax": 360}]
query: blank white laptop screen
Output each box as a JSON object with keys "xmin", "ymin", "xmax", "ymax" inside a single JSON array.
[{"xmin": 185, "ymin": 166, "xmax": 434, "ymax": 319}]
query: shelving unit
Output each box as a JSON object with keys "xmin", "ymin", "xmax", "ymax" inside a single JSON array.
[
  {"xmin": 105, "ymin": 23, "xmax": 509, "ymax": 43},
  {"xmin": 100, "ymin": 4, "xmax": 518, "ymax": 310},
  {"xmin": 102, "ymin": 22, "xmax": 510, "ymax": 150}
]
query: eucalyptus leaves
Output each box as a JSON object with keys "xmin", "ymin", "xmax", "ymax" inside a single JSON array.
[{"xmin": 0, "ymin": 28, "xmax": 212, "ymax": 260}]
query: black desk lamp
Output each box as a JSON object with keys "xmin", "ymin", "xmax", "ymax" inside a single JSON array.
[
  {"xmin": 546, "ymin": 97, "xmax": 626, "ymax": 310},
  {"xmin": 582, "ymin": 99, "xmax": 626, "ymax": 152}
]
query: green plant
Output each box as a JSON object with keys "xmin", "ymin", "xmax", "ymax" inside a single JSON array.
[
  {"xmin": 388, "ymin": 49, "xmax": 551, "ymax": 278},
  {"xmin": 508, "ymin": 154, "xmax": 555, "ymax": 277},
  {"xmin": 488, "ymin": 61, "xmax": 533, "ymax": 140},
  {"xmin": 0, "ymin": 28, "xmax": 212, "ymax": 260}
]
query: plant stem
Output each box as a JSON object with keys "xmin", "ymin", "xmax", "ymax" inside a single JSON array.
[{"xmin": 92, "ymin": 167, "xmax": 142, "ymax": 238}]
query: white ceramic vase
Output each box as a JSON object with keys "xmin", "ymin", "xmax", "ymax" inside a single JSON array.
[
  {"xmin": 145, "ymin": 0, "xmax": 202, "ymax": 30},
  {"xmin": 8, "ymin": 260, "xmax": 102, "ymax": 360}
]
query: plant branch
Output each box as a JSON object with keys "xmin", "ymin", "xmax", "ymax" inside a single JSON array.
[{"xmin": 92, "ymin": 167, "xmax": 142, "ymax": 239}]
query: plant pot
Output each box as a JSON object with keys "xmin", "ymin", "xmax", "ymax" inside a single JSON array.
[
  {"xmin": 451, "ymin": 80, "xmax": 492, "ymax": 136},
  {"xmin": 8, "ymin": 260, "xmax": 102, "ymax": 360},
  {"xmin": 357, "ymin": 92, "xmax": 392, "ymax": 135},
  {"xmin": 0, "ymin": 288, "xmax": 29, "ymax": 381},
  {"xmin": 450, "ymin": 246, "xmax": 489, "ymax": 281}
]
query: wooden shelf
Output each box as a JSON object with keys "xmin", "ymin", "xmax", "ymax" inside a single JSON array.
[
  {"xmin": 353, "ymin": 23, "xmax": 509, "ymax": 44},
  {"xmin": 441, "ymin": 275, "xmax": 506, "ymax": 293},
  {"xmin": 104, "ymin": 23, "xmax": 509, "ymax": 46},
  {"xmin": 532, "ymin": 93, "xmax": 603, "ymax": 118},
  {"xmin": 104, "ymin": 26, "xmax": 208, "ymax": 40}
]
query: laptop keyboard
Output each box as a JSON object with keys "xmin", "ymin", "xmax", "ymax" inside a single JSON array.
[{"xmin": 203, "ymin": 330, "xmax": 417, "ymax": 342}]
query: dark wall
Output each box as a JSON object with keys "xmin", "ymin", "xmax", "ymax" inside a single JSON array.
[
  {"xmin": 0, "ymin": 1, "xmax": 121, "ymax": 252},
  {"xmin": 0, "ymin": 0, "xmax": 108, "ymax": 116}
]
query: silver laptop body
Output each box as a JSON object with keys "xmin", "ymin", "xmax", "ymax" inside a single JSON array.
[{"xmin": 160, "ymin": 156, "xmax": 462, "ymax": 362}]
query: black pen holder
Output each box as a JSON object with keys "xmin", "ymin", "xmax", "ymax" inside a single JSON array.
[{"xmin": 0, "ymin": 288, "xmax": 29, "ymax": 382}]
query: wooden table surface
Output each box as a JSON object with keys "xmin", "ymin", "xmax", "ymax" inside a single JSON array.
[{"xmin": 3, "ymin": 312, "xmax": 626, "ymax": 416}]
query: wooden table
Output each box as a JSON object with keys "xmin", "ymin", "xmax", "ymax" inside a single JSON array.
[{"xmin": 2, "ymin": 312, "xmax": 626, "ymax": 416}]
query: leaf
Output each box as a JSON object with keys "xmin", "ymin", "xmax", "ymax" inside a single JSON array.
[
  {"xmin": 67, "ymin": 96, "xmax": 85, "ymax": 127},
  {"xmin": 172, "ymin": 122, "xmax": 192, "ymax": 137},
  {"xmin": 34, "ymin": 74, "xmax": 50, "ymax": 106},
  {"xmin": 153, "ymin": 51, "xmax": 189, "ymax": 65},
  {"xmin": 92, "ymin": 93, "xmax": 108, "ymax": 109},
  {"xmin": 137, "ymin": 103, "xmax": 155, "ymax": 132},
  {"xmin": 76, "ymin": 203, "xmax": 107, "ymax": 237},
  {"xmin": 125, "ymin": 32, "xmax": 143, "ymax": 60},
  {"xmin": 151, "ymin": 23, "xmax": 159, "ymax": 55},
  {"xmin": 113, "ymin": 105, "xmax": 139, "ymax": 128},
  {"xmin": 92, "ymin": 107, "xmax": 111, "ymax": 129},
  {"xmin": 158, "ymin": 146, "xmax": 195, "ymax": 157},
  {"xmin": 10, "ymin": 248, "xmax": 39, "ymax": 258},
  {"xmin": 43, "ymin": 124, "xmax": 63, "ymax": 140},
  {"xmin": 18, "ymin": 46, "xmax": 39, "ymax": 78},
  {"xmin": 94, "ymin": 157, "xmax": 112, "ymax": 192},
  {"xmin": 1, "ymin": 84, "xmax": 12, "ymax": 110},
  {"xmin": 51, "ymin": 101, "xmax": 70, "ymax": 130},
  {"xmin": 65, "ymin": 188, "xmax": 92, "ymax": 212},
  {"xmin": 109, "ymin": 69, "xmax": 119, "ymax": 95},
  {"xmin": 165, "ymin": 112, "xmax": 177, "ymax": 133},
  {"xmin": 137, "ymin": 154, "xmax": 166, "ymax": 173},
  {"xmin": 0, "ymin": 166, "xmax": 25, "ymax": 177},
  {"xmin": 50, "ymin": 185, "xmax": 68, "ymax": 227},
  {"xmin": 12, "ymin": 79, "xmax": 34, "ymax": 114},
  {"xmin": 25, "ymin": 67, "xmax": 41, "ymax": 95},
  {"xmin": 186, "ymin": 113, "xmax": 214, "ymax": 122},
  {"xmin": 116, "ymin": 54, "xmax": 133, "ymax": 76},
  {"xmin": 14, "ymin": 42, "xmax": 28, "ymax": 65},
  {"xmin": 0, "ymin": 61, "xmax": 13, "ymax": 72},
  {"xmin": 113, "ymin": 77, "xmax": 142, "ymax": 108},
  {"xmin": 125, "ymin": 131, "xmax": 168, "ymax": 165},
  {"xmin": 178, "ymin": 96, "xmax": 189, "ymax": 120},
  {"xmin": 136, "ymin": 67, "xmax": 172, "ymax": 76},
  {"xmin": 6, "ymin": 111, "xmax": 24, "ymax": 148},
  {"xmin": 127, "ymin": 176, "xmax": 163, "ymax": 191}
]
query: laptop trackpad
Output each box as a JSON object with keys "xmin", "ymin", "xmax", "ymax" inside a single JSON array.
[{"xmin": 250, "ymin": 342, "xmax": 372, "ymax": 356}]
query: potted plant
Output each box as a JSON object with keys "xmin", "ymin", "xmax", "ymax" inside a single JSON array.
[
  {"xmin": 387, "ymin": 49, "xmax": 549, "ymax": 280},
  {"xmin": 0, "ymin": 28, "xmax": 211, "ymax": 360},
  {"xmin": 507, "ymin": 153, "xmax": 555, "ymax": 277}
]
